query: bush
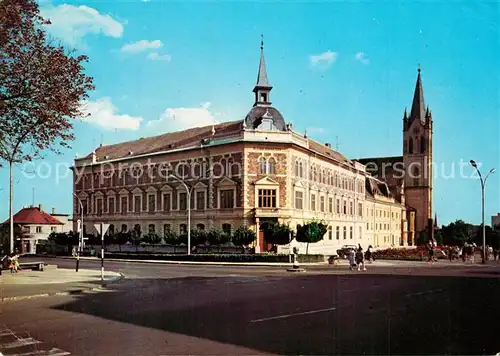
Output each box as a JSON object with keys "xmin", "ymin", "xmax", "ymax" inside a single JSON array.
[
  {"xmin": 232, "ymin": 226, "xmax": 257, "ymax": 247},
  {"xmin": 163, "ymin": 231, "xmax": 179, "ymax": 245},
  {"xmin": 207, "ymin": 228, "xmax": 230, "ymax": 246},
  {"xmin": 142, "ymin": 232, "xmax": 162, "ymax": 244},
  {"xmin": 104, "ymin": 252, "xmax": 325, "ymax": 263},
  {"xmin": 190, "ymin": 229, "xmax": 208, "ymax": 246},
  {"xmin": 263, "ymin": 222, "xmax": 293, "ymax": 245},
  {"xmin": 373, "ymin": 247, "xmax": 448, "ymax": 261}
]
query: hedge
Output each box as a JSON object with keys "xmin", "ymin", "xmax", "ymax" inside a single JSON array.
[{"xmin": 103, "ymin": 253, "xmax": 325, "ymax": 263}]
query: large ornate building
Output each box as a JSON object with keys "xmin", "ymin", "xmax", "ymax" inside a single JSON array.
[
  {"xmin": 72, "ymin": 43, "xmax": 426, "ymax": 253},
  {"xmin": 356, "ymin": 68, "xmax": 434, "ymax": 244}
]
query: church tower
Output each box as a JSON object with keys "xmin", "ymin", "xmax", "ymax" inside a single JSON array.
[{"xmin": 402, "ymin": 68, "xmax": 433, "ymax": 235}]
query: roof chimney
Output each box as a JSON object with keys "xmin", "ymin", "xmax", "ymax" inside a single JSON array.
[
  {"xmin": 325, "ymin": 143, "xmax": 331, "ymax": 148},
  {"xmin": 52, "ymin": 207, "xmax": 56, "ymax": 215},
  {"xmin": 38, "ymin": 204, "xmax": 43, "ymax": 211}
]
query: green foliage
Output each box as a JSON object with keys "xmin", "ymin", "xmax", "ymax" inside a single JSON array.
[
  {"xmin": 141, "ymin": 232, "xmax": 162, "ymax": 244},
  {"xmin": 190, "ymin": 229, "xmax": 208, "ymax": 246},
  {"xmin": 48, "ymin": 231, "xmax": 78, "ymax": 245},
  {"xmin": 263, "ymin": 222, "xmax": 293, "ymax": 245},
  {"xmin": 232, "ymin": 226, "xmax": 257, "ymax": 247},
  {"xmin": 440, "ymin": 219, "xmax": 473, "ymax": 246},
  {"xmin": 207, "ymin": 228, "xmax": 231, "ymax": 246},
  {"xmin": 163, "ymin": 230, "xmax": 179, "ymax": 245},
  {"xmin": 296, "ymin": 220, "xmax": 328, "ymax": 254},
  {"xmin": 104, "ymin": 253, "xmax": 325, "ymax": 263},
  {"xmin": 114, "ymin": 232, "xmax": 130, "ymax": 245},
  {"xmin": 130, "ymin": 230, "xmax": 142, "ymax": 246}
]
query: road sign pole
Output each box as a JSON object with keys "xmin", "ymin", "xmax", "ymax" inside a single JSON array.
[{"xmin": 101, "ymin": 222, "xmax": 104, "ymax": 282}]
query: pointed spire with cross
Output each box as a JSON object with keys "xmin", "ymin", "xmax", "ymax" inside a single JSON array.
[{"xmin": 253, "ymin": 34, "xmax": 273, "ymax": 107}]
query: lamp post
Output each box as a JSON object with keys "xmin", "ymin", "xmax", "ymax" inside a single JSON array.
[
  {"xmin": 72, "ymin": 192, "xmax": 84, "ymax": 272},
  {"xmin": 169, "ymin": 175, "xmax": 191, "ymax": 255},
  {"xmin": 469, "ymin": 160, "xmax": 496, "ymax": 264}
]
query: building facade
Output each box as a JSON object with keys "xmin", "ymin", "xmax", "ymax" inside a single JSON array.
[
  {"xmin": 492, "ymin": 213, "xmax": 500, "ymax": 229},
  {"xmin": 72, "ymin": 43, "xmax": 414, "ymax": 254},
  {"xmin": 0, "ymin": 205, "xmax": 71, "ymax": 254},
  {"xmin": 356, "ymin": 68, "xmax": 434, "ymax": 244}
]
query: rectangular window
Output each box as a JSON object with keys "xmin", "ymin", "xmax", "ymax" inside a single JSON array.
[
  {"xmin": 358, "ymin": 203, "xmax": 363, "ymax": 217},
  {"xmin": 36, "ymin": 226, "xmax": 42, "ymax": 233},
  {"xmin": 134, "ymin": 196, "xmax": 141, "ymax": 213},
  {"xmin": 258, "ymin": 189, "xmax": 277, "ymax": 208},
  {"xmin": 311, "ymin": 194, "xmax": 316, "ymax": 211},
  {"xmin": 336, "ymin": 226, "xmax": 340, "ymax": 240},
  {"xmin": 320, "ymin": 196, "xmax": 325, "ymax": 212},
  {"xmin": 295, "ymin": 191, "xmax": 303, "ymax": 209},
  {"xmin": 343, "ymin": 226, "xmax": 347, "ymax": 239},
  {"xmin": 109, "ymin": 197, "xmax": 115, "ymax": 214},
  {"xmin": 120, "ymin": 196, "xmax": 127, "ymax": 214},
  {"xmin": 328, "ymin": 197, "xmax": 333, "ymax": 213},
  {"xmin": 179, "ymin": 192, "xmax": 187, "ymax": 211},
  {"xmin": 148, "ymin": 194, "xmax": 156, "ymax": 212},
  {"xmin": 343, "ymin": 201, "xmax": 347, "ymax": 215},
  {"xmin": 50, "ymin": 226, "xmax": 57, "ymax": 232},
  {"xmin": 336, "ymin": 199, "xmax": 340, "ymax": 213},
  {"xmin": 328, "ymin": 226, "xmax": 333, "ymax": 240},
  {"xmin": 367, "ymin": 223, "xmax": 369, "ymax": 230},
  {"xmin": 97, "ymin": 198, "xmax": 103, "ymax": 215},
  {"xmin": 349, "ymin": 201, "xmax": 353, "ymax": 215},
  {"xmin": 196, "ymin": 191, "xmax": 205, "ymax": 210},
  {"xmin": 163, "ymin": 193, "xmax": 171, "ymax": 212},
  {"xmin": 220, "ymin": 189, "xmax": 235, "ymax": 209},
  {"xmin": 350, "ymin": 227, "xmax": 353, "ymax": 239},
  {"xmin": 359, "ymin": 226, "xmax": 362, "ymax": 239}
]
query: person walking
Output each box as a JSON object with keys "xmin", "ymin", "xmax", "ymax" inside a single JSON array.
[
  {"xmin": 348, "ymin": 248, "xmax": 356, "ymax": 271},
  {"xmin": 427, "ymin": 242, "xmax": 435, "ymax": 265},
  {"xmin": 365, "ymin": 245, "xmax": 373, "ymax": 263},
  {"xmin": 356, "ymin": 245, "xmax": 366, "ymax": 271}
]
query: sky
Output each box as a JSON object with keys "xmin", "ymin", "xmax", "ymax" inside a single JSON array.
[{"xmin": 1, "ymin": 0, "xmax": 499, "ymax": 226}]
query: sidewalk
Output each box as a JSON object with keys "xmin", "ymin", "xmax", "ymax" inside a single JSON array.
[{"xmin": 0, "ymin": 267, "xmax": 123, "ymax": 302}]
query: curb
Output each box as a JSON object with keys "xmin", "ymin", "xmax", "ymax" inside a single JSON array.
[
  {"xmin": 0, "ymin": 272, "xmax": 125, "ymax": 303},
  {"xmin": 54, "ymin": 256, "xmax": 327, "ymax": 267}
]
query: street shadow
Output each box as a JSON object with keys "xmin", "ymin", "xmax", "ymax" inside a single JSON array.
[{"xmin": 51, "ymin": 274, "xmax": 500, "ymax": 355}]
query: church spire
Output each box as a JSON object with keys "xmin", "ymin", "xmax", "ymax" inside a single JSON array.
[
  {"xmin": 409, "ymin": 67, "xmax": 426, "ymax": 125},
  {"xmin": 253, "ymin": 35, "xmax": 272, "ymax": 107}
]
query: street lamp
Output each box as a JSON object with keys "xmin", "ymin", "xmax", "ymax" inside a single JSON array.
[
  {"xmin": 469, "ymin": 160, "xmax": 496, "ymax": 264},
  {"xmin": 72, "ymin": 192, "xmax": 84, "ymax": 272},
  {"xmin": 169, "ymin": 174, "xmax": 191, "ymax": 255}
]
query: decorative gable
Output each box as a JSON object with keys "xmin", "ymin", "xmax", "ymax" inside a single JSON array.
[
  {"xmin": 132, "ymin": 187, "xmax": 143, "ymax": 194},
  {"xmin": 217, "ymin": 177, "xmax": 237, "ymax": 187},
  {"xmin": 146, "ymin": 186, "xmax": 158, "ymax": 193},
  {"xmin": 254, "ymin": 176, "xmax": 279, "ymax": 186},
  {"xmin": 160, "ymin": 184, "xmax": 173, "ymax": 192},
  {"xmin": 193, "ymin": 182, "xmax": 208, "ymax": 189},
  {"xmin": 118, "ymin": 188, "xmax": 129, "ymax": 195}
]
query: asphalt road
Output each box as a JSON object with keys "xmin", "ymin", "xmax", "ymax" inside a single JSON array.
[{"xmin": 1, "ymin": 258, "xmax": 500, "ymax": 355}]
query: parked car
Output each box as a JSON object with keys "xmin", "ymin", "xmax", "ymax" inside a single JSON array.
[{"xmin": 336, "ymin": 245, "xmax": 357, "ymax": 259}]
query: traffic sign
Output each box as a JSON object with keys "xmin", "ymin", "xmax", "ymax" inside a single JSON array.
[
  {"xmin": 77, "ymin": 219, "xmax": 81, "ymax": 232},
  {"xmin": 94, "ymin": 223, "xmax": 110, "ymax": 237}
]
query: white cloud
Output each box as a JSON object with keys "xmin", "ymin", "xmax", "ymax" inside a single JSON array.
[
  {"xmin": 41, "ymin": 4, "xmax": 124, "ymax": 46},
  {"xmin": 80, "ymin": 97, "xmax": 143, "ymax": 130},
  {"xmin": 147, "ymin": 102, "xmax": 220, "ymax": 132},
  {"xmin": 121, "ymin": 40, "xmax": 163, "ymax": 53},
  {"xmin": 147, "ymin": 52, "xmax": 172, "ymax": 61},
  {"xmin": 309, "ymin": 50, "xmax": 338, "ymax": 68},
  {"xmin": 355, "ymin": 52, "xmax": 370, "ymax": 65}
]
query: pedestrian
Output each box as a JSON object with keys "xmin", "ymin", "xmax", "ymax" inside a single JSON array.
[
  {"xmin": 428, "ymin": 242, "xmax": 435, "ymax": 265},
  {"xmin": 356, "ymin": 245, "xmax": 366, "ymax": 271},
  {"xmin": 493, "ymin": 248, "xmax": 498, "ymax": 261},
  {"xmin": 348, "ymin": 248, "xmax": 356, "ymax": 271},
  {"xmin": 365, "ymin": 245, "xmax": 373, "ymax": 263}
]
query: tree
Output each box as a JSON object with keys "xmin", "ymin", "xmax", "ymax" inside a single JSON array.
[
  {"xmin": 142, "ymin": 232, "xmax": 162, "ymax": 245},
  {"xmin": 48, "ymin": 231, "xmax": 78, "ymax": 246},
  {"xmin": 296, "ymin": 220, "xmax": 327, "ymax": 254},
  {"xmin": 0, "ymin": 0, "xmax": 94, "ymax": 253},
  {"xmin": 190, "ymin": 229, "xmax": 208, "ymax": 246},
  {"xmin": 232, "ymin": 226, "xmax": 257, "ymax": 247},
  {"xmin": 263, "ymin": 222, "xmax": 293, "ymax": 246},
  {"xmin": 207, "ymin": 228, "xmax": 230, "ymax": 246},
  {"xmin": 163, "ymin": 231, "xmax": 179, "ymax": 245},
  {"xmin": 441, "ymin": 220, "xmax": 473, "ymax": 246}
]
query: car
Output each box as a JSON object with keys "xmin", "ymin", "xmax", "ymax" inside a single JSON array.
[{"xmin": 336, "ymin": 245, "xmax": 357, "ymax": 259}]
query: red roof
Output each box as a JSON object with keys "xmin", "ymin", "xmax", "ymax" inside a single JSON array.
[{"xmin": 2, "ymin": 207, "xmax": 64, "ymax": 225}]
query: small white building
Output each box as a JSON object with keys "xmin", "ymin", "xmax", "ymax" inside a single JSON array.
[{"xmin": 0, "ymin": 205, "xmax": 72, "ymax": 254}]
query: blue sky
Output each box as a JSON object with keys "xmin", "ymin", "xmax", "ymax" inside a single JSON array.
[{"xmin": 1, "ymin": 0, "xmax": 499, "ymax": 226}]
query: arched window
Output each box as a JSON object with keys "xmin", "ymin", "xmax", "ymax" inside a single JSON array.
[
  {"xmin": 121, "ymin": 224, "xmax": 127, "ymax": 233},
  {"xmin": 299, "ymin": 162, "xmax": 304, "ymax": 178},
  {"xmin": 108, "ymin": 224, "xmax": 115, "ymax": 235},
  {"xmin": 197, "ymin": 223, "xmax": 205, "ymax": 230},
  {"xmin": 420, "ymin": 136, "xmax": 425, "ymax": 153},
  {"xmin": 267, "ymin": 157, "xmax": 276, "ymax": 175},
  {"xmin": 414, "ymin": 136, "xmax": 419, "ymax": 153},
  {"xmin": 319, "ymin": 170, "xmax": 324, "ymax": 184},
  {"xmin": 409, "ymin": 138, "xmax": 414, "ymax": 154},
  {"xmin": 412, "ymin": 165, "xmax": 420, "ymax": 186},
  {"xmin": 403, "ymin": 140, "xmax": 407, "ymax": 154},
  {"xmin": 148, "ymin": 224, "xmax": 155, "ymax": 233},
  {"xmin": 179, "ymin": 224, "xmax": 187, "ymax": 234},
  {"xmin": 259, "ymin": 157, "xmax": 267, "ymax": 174},
  {"xmin": 294, "ymin": 160, "xmax": 299, "ymax": 177}
]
